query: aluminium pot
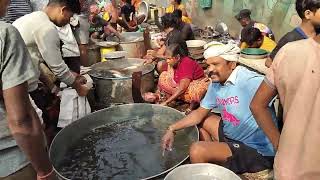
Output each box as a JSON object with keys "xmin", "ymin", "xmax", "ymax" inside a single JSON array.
[
  {"xmin": 88, "ymin": 58, "xmax": 155, "ymax": 109},
  {"xmin": 118, "ymin": 32, "xmax": 147, "ymax": 58},
  {"xmin": 87, "ymin": 44, "xmax": 101, "ymax": 66},
  {"xmin": 49, "ymin": 103, "xmax": 199, "ymax": 180}
]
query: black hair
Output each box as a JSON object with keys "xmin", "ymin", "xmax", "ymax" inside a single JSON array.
[
  {"xmin": 172, "ymin": 9, "xmax": 183, "ymax": 19},
  {"xmin": 296, "ymin": 0, "xmax": 320, "ymax": 18},
  {"xmin": 167, "ymin": 43, "xmax": 189, "ymax": 57},
  {"xmin": 175, "ymin": 0, "xmax": 182, "ymax": 5},
  {"xmin": 242, "ymin": 27, "xmax": 263, "ymax": 46},
  {"xmin": 161, "ymin": 13, "xmax": 179, "ymax": 29},
  {"xmin": 125, "ymin": 0, "xmax": 132, "ymax": 4},
  {"xmin": 48, "ymin": 0, "xmax": 81, "ymax": 14}
]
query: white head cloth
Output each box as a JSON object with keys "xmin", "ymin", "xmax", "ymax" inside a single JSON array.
[{"xmin": 203, "ymin": 41, "xmax": 240, "ymax": 62}]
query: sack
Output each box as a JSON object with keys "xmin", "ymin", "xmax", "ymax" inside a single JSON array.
[{"xmin": 57, "ymin": 88, "xmax": 91, "ymax": 128}]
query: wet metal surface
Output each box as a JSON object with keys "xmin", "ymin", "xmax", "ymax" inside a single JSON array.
[{"xmin": 50, "ymin": 104, "xmax": 199, "ymax": 180}]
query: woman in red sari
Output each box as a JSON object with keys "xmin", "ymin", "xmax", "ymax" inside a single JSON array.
[{"xmin": 144, "ymin": 43, "xmax": 209, "ymax": 106}]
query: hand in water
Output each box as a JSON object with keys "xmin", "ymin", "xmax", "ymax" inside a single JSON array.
[{"xmin": 161, "ymin": 130, "xmax": 174, "ymax": 153}]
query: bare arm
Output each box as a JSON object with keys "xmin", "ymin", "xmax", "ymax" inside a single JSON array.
[
  {"xmin": 169, "ymin": 107, "xmax": 210, "ymax": 131},
  {"xmin": 3, "ymin": 83, "xmax": 53, "ymax": 177},
  {"xmin": 121, "ymin": 13, "xmax": 134, "ymax": 29},
  {"xmin": 105, "ymin": 24, "xmax": 122, "ymax": 39},
  {"xmin": 34, "ymin": 27, "xmax": 75, "ymax": 86},
  {"xmin": 163, "ymin": 78, "xmax": 191, "ymax": 105},
  {"xmin": 250, "ymin": 81, "xmax": 280, "ymax": 150},
  {"xmin": 156, "ymin": 45, "xmax": 167, "ymax": 58},
  {"xmin": 265, "ymin": 57, "xmax": 273, "ymax": 68}
]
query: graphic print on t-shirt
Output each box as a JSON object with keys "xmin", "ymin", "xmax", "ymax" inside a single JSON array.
[{"xmin": 217, "ymin": 96, "xmax": 240, "ymax": 126}]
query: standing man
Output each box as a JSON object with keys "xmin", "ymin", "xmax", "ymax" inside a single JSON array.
[
  {"xmin": 0, "ymin": 0, "xmax": 56, "ymax": 179},
  {"xmin": 250, "ymin": 1, "xmax": 320, "ymax": 178},
  {"xmin": 13, "ymin": 0, "xmax": 88, "ymax": 95},
  {"xmin": 13, "ymin": 0, "xmax": 89, "ymax": 143}
]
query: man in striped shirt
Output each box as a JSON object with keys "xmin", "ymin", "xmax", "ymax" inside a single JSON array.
[{"xmin": 0, "ymin": 0, "xmax": 32, "ymax": 23}]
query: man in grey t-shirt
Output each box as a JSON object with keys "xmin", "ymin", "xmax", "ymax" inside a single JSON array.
[{"xmin": 0, "ymin": 0, "xmax": 57, "ymax": 179}]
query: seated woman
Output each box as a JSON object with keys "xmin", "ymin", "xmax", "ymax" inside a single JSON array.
[
  {"xmin": 118, "ymin": 0, "xmax": 145, "ymax": 32},
  {"xmin": 143, "ymin": 43, "xmax": 209, "ymax": 107},
  {"xmin": 166, "ymin": 0, "xmax": 192, "ymax": 24},
  {"xmin": 145, "ymin": 13, "xmax": 189, "ymax": 73},
  {"xmin": 89, "ymin": 4, "xmax": 122, "ymax": 40}
]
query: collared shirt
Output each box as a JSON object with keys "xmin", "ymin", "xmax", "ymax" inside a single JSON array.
[
  {"xmin": 0, "ymin": 22, "xmax": 37, "ymax": 177},
  {"xmin": 201, "ymin": 66, "xmax": 276, "ymax": 156},
  {"xmin": 13, "ymin": 11, "xmax": 75, "ymax": 86},
  {"xmin": 224, "ymin": 66, "xmax": 240, "ymax": 85},
  {"xmin": 266, "ymin": 38, "xmax": 320, "ymax": 180}
]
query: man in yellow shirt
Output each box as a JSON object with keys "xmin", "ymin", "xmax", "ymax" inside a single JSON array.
[{"xmin": 240, "ymin": 27, "xmax": 276, "ymax": 52}]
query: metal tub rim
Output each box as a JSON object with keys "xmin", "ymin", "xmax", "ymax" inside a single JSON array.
[
  {"xmin": 88, "ymin": 58, "xmax": 155, "ymax": 80},
  {"xmin": 49, "ymin": 103, "xmax": 199, "ymax": 180}
]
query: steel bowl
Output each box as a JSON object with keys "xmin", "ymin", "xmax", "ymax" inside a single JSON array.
[{"xmin": 164, "ymin": 163, "xmax": 241, "ymax": 180}]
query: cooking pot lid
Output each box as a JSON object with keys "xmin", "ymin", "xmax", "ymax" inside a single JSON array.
[
  {"xmin": 103, "ymin": 51, "xmax": 128, "ymax": 59},
  {"xmin": 88, "ymin": 58, "xmax": 155, "ymax": 79},
  {"xmin": 95, "ymin": 41, "xmax": 119, "ymax": 48}
]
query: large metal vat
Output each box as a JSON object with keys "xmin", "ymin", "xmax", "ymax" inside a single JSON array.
[
  {"xmin": 87, "ymin": 44, "xmax": 101, "ymax": 66},
  {"xmin": 49, "ymin": 104, "xmax": 199, "ymax": 180},
  {"xmin": 118, "ymin": 32, "xmax": 147, "ymax": 58},
  {"xmin": 88, "ymin": 58, "xmax": 155, "ymax": 109}
]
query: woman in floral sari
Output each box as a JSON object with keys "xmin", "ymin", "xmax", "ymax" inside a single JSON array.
[{"xmin": 144, "ymin": 43, "xmax": 209, "ymax": 106}]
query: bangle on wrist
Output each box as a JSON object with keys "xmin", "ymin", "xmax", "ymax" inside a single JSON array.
[{"xmin": 37, "ymin": 167, "xmax": 54, "ymax": 179}]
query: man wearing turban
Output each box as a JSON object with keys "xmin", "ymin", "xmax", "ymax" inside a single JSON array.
[{"xmin": 161, "ymin": 42, "xmax": 277, "ymax": 175}]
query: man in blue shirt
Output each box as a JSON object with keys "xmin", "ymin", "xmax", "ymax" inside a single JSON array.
[{"xmin": 161, "ymin": 42, "xmax": 277, "ymax": 174}]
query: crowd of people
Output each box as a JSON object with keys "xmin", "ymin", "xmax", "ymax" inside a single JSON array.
[{"xmin": 0, "ymin": 0, "xmax": 320, "ymax": 179}]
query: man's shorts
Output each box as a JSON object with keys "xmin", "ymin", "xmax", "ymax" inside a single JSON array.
[{"xmin": 218, "ymin": 121, "xmax": 274, "ymax": 174}]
